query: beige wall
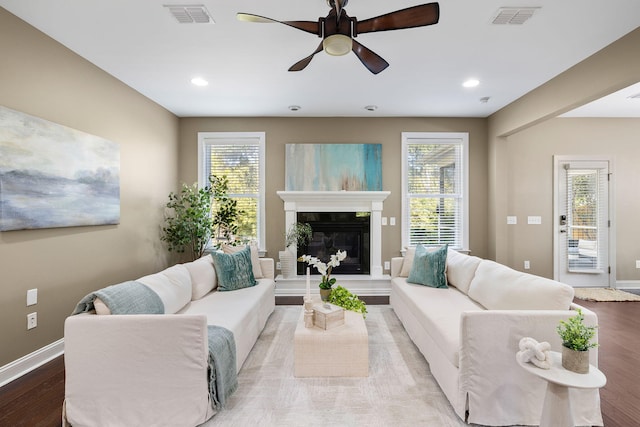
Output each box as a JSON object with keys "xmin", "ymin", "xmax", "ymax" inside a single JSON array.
[
  {"xmin": 178, "ymin": 117, "xmax": 489, "ymax": 266},
  {"xmin": 0, "ymin": 9, "xmax": 179, "ymax": 365},
  {"xmin": 502, "ymin": 117, "xmax": 640, "ymax": 280},
  {"xmin": 488, "ymin": 27, "xmax": 640, "ymax": 268}
]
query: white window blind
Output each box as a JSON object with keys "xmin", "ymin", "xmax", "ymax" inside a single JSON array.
[
  {"xmin": 401, "ymin": 132, "xmax": 469, "ymax": 250},
  {"xmin": 566, "ymin": 166, "xmax": 607, "ymax": 272},
  {"xmin": 198, "ymin": 132, "xmax": 265, "ymax": 248}
]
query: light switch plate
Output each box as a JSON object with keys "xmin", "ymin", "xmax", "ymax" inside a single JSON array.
[
  {"xmin": 27, "ymin": 288, "xmax": 38, "ymax": 306},
  {"xmin": 527, "ymin": 216, "xmax": 542, "ymax": 225},
  {"xmin": 382, "ymin": 216, "xmax": 387, "ymax": 226}
]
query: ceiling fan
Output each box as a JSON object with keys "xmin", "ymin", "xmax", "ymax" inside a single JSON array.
[{"xmin": 237, "ymin": 0, "xmax": 440, "ymax": 74}]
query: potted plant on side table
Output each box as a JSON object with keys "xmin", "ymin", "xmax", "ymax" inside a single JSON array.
[{"xmin": 556, "ymin": 308, "xmax": 598, "ymax": 373}]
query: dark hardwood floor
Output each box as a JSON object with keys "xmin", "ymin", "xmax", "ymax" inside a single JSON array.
[{"xmin": 0, "ymin": 299, "xmax": 638, "ymax": 427}]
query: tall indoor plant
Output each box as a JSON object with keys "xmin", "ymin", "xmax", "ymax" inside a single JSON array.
[{"xmin": 161, "ymin": 182, "xmax": 213, "ymax": 261}]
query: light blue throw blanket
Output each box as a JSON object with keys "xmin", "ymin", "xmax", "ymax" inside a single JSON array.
[
  {"xmin": 207, "ymin": 325, "xmax": 238, "ymax": 410},
  {"xmin": 72, "ymin": 280, "xmax": 164, "ymax": 315}
]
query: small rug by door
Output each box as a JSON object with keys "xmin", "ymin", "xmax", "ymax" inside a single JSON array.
[{"xmin": 574, "ymin": 287, "xmax": 640, "ymax": 302}]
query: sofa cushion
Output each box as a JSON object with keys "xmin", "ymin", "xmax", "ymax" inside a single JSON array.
[
  {"xmin": 407, "ymin": 244, "xmax": 448, "ymax": 288},
  {"xmin": 468, "ymin": 260, "xmax": 575, "ymax": 310},
  {"xmin": 221, "ymin": 243, "xmax": 263, "ymax": 279},
  {"xmin": 210, "ymin": 246, "xmax": 257, "ymax": 292},
  {"xmin": 183, "ymin": 255, "xmax": 217, "ymax": 300},
  {"xmin": 392, "ymin": 277, "xmax": 485, "ymax": 367},
  {"xmin": 446, "ymin": 249, "xmax": 482, "ymax": 295},
  {"xmin": 136, "ymin": 264, "xmax": 192, "ymax": 314}
]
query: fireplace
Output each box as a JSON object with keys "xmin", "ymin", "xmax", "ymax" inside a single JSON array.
[
  {"xmin": 277, "ymin": 190, "xmax": 389, "ymax": 278},
  {"xmin": 296, "ymin": 212, "xmax": 370, "ymax": 275}
]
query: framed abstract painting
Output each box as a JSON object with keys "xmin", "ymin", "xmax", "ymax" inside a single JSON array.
[{"xmin": 0, "ymin": 106, "xmax": 120, "ymax": 231}]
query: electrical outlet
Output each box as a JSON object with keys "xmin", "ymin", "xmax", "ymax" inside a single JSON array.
[
  {"xmin": 524, "ymin": 260, "xmax": 530, "ymax": 270},
  {"xmin": 382, "ymin": 217, "xmax": 388, "ymax": 226},
  {"xmin": 27, "ymin": 312, "xmax": 37, "ymax": 330},
  {"xmin": 276, "ymin": 261, "xmax": 281, "ymax": 270},
  {"xmin": 636, "ymin": 260, "xmax": 640, "ymax": 269},
  {"xmin": 507, "ymin": 216, "xmax": 517, "ymax": 225},
  {"xmin": 389, "ymin": 217, "xmax": 396, "ymax": 226},
  {"xmin": 384, "ymin": 261, "xmax": 390, "ymax": 270}
]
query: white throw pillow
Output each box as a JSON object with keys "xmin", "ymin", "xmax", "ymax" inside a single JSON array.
[
  {"xmin": 446, "ymin": 249, "xmax": 482, "ymax": 295},
  {"xmin": 221, "ymin": 242, "xmax": 264, "ymax": 279},
  {"xmin": 183, "ymin": 255, "xmax": 217, "ymax": 300},
  {"xmin": 136, "ymin": 264, "xmax": 192, "ymax": 314},
  {"xmin": 399, "ymin": 246, "xmax": 417, "ymax": 277}
]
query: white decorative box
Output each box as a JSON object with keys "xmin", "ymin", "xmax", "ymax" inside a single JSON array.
[{"xmin": 313, "ymin": 302, "xmax": 345, "ymax": 330}]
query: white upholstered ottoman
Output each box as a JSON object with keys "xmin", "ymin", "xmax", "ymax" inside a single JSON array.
[{"xmin": 294, "ymin": 308, "xmax": 368, "ymax": 377}]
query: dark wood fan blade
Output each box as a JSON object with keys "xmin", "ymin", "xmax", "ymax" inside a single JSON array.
[
  {"xmin": 237, "ymin": 13, "xmax": 320, "ymax": 35},
  {"xmin": 288, "ymin": 42, "xmax": 325, "ymax": 72},
  {"xmin": 356, "ymin": 3, "xmax": 439, "ymax": 34},
  {"xmin": 351, "ymin": 39, "xmax": 389, "ymax": 74}
]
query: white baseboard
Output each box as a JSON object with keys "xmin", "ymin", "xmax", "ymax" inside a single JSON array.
[
  {"xmin": 615, "ymin": 280, "xmax": 640, "ymax": 289},
  {"xmin": 0, "ymin": 339, "xmax": 64, "ymax": 388}
]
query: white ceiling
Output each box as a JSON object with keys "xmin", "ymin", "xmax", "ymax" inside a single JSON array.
[{"xmin": 1, "ymin": 0, "xmax": 639, "ymax": 118}]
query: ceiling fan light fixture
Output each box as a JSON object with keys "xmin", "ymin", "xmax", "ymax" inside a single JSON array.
[{"xmin": 323, "ymin": 34, "xmax": 352, "ymax": 56}]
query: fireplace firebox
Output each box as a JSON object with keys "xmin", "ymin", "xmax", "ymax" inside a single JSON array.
[{"xmin": 296, "ymin": 212, "xmax": 370, "ymax": 275}]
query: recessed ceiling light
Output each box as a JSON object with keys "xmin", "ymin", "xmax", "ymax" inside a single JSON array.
[
  {"xmin": 364, "ymin": 105, "xmax": 378, "ymax": 112},
  {"xmin": 463, "ymin": 79, "xmax": 480, "ymax": 88},
  {"xmin": 288, "ymin": 105, "xmax": 301, "ymax": 111},
  {"xmin": 191, "ymin": 77, "xmax": 209, "ymax": 87}
]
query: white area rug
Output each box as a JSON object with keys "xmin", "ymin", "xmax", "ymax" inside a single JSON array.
[
  {"xmin": 573, "ymin": 287, "xmax": 640, "ymax": 302},
  {"xmin": 203, "ymin": 306, "xmax": 465, "ymax": 427}
]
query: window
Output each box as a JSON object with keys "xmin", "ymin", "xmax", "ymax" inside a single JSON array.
[
  {"xmin": 401, "ymin": 132, "xmax": 469, "ymax": 250},
  {"xmin": 198, "ymin": 132, "xmax": 265, "ymax": 249}
]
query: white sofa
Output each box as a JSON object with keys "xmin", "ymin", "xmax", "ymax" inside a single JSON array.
[
  {"xmin": 63, "ymin": 251, "xmax": 275, "ymax": 427},
  {"xmin": 390, "ymin": 248, "xmax": 602, "ymax": 426}
]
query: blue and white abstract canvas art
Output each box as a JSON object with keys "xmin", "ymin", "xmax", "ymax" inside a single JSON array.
[
  {"xmin": 285, "ymin": 143, "xmax": 382, "ymax": 191},
  {"xmin": 0, "ymin": 106, "xmax": 120, "ymax": 231}
]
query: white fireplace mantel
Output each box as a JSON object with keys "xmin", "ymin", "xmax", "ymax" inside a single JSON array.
[{"xmin": 277, "ymin": 191, "xmax": 390, "ymax": 279}]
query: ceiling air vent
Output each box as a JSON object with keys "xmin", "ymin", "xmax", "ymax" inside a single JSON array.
[
  {"xmin": 491, "ymin": 7, "xmax": 539, "ymax": 25},
  {"xmin": 165, "ymin": 5, "xmax": 213, "ymax": 24}
]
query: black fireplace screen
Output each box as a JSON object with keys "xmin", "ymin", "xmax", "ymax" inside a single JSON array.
[{"xmin": 296, "ymin": 212, "xmax": 370, "ymax": 275}]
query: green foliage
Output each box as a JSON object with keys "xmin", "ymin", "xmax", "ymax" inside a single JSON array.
[
  {"xmin": 557, "ymin": 308, "xmax": 598, "ymax": 351},
  {"xmin": 285, "ymin": 222, "xmax": 312, "ymax": 248},
  {"xmin": 318, "ymin": 276, "xmax": 336, "ymax": 290},
  {"xmin": 210, "ymin": 175, "xmax": 245, "ymax": 245},
  {"xmin": 161, "ymin": 182, "xmax": 213, "ymax": 261},
  {"xmin": 328, "ymin": 286, "xmax": 367, "ymax": 318}
]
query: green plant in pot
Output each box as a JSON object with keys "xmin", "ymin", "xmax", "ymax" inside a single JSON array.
[
  {"xmin": 280, "ymin": 222, "xmax": 312, "ymax": 278},
  {"xmin": 161, "ymin": 182, "xmax": 213, "ymax": 262},
  {"xmin": 299, "ymin": 250, "xmax": 347, "ymax": 301},
  {"xmin": 556, "ymin": 308, "xmax": 598, "ymax": 373}
]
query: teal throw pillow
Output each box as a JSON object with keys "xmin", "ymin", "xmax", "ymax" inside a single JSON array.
[
  {"xmin": 210, "ymin": 245, "xmax": 257, "ymax": 291},
  {"xmin": 407, "ymin": 244, "xmax": 448, "ymax": 288}
]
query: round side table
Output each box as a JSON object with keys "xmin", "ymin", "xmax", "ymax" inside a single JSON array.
[{"xmin": 517, "ymin": 350, "xmax": 606, "ymax": 427}]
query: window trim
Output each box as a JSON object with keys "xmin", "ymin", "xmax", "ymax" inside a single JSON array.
[
  {"xmin": 197, "ymin": 131, "xmax": 266, "ymax": 251},
  {"xmin": 401, "ymin": 132, "xmax": 469, "ymax": 252}
]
